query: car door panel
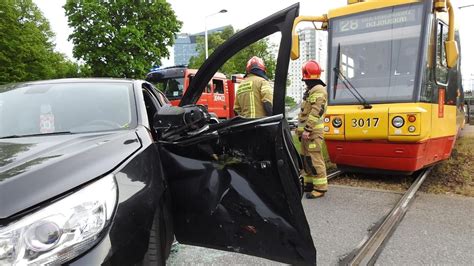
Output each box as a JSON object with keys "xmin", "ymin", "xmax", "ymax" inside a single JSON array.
[
  {"xmin": 158, "ymin": 3, "xmax": 316, "ymax": 264},
  {"xmin": 159, "ymin": 115, "xmax": 315, "ymax": 264}
]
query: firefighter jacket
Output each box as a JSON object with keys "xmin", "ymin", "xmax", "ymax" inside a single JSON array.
[
  {"xmin": 297, "ymin": 84, "xmax": 327, "ymax": 135},
  {"xmin": 234, "ymin": 74, "xmax": 273, "ymax": 118}
]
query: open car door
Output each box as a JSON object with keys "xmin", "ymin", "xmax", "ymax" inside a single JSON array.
[{"xmin": 156, "ymin": 4, "xmax": 316, "ymax": 264}]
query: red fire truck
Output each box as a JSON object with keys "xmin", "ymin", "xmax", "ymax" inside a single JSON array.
[{"xmin": 146, "ymin": 66, "xmax": 240, "ymax": 119}]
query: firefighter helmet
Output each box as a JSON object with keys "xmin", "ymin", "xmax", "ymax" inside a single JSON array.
[
  {"xmin": 302, "ymin": 60, "xmax": 323, "ymax": 80},
  {"xmin": 246, "ymin": 56, "xmax": 266, "ymax": 73}
]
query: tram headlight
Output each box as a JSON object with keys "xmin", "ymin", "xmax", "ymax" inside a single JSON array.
[
  {"xmin": 392, "ymin": 116, "xmax": 405, "ymax": 128},
  {"xmin": 408, "ymin": 126, "xmax": 416, "ymax": 132},
  {"xmin": 324, "ymin": 117, "xmax": 330, "ymax": 123},
  {"xmin": 332, "ymin": 117, "xmax": 343, "ymax": 128}
]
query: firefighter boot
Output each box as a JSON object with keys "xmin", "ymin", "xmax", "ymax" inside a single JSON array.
[
  {"xmin": 304, "ymin": 183, "xmax": 313, "ymax": 192},
  {"xmin": 303, "ymin": 175, "xmax": 313, "ymax": 192},
  {"xmin": 305, "ymin": 187, "xmax": 325, "ymax": 199}
]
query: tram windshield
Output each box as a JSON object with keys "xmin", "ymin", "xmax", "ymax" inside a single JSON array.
[{"xmin": 328, "ymin": 3, "xmax": 424, "ymax": 104}]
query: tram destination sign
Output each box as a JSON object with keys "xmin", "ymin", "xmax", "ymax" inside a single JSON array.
[{"xmin": 333, "ymin": 4, "xmax": 422, "ymax": 35}]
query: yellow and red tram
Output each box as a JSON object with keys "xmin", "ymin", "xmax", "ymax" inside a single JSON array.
[{"xmin": 292, "ymin": 0, "xmax": 465, "ymax": 174}]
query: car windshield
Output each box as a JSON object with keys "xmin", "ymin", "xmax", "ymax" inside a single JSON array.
[
  {"xmin": 328, "ymin": 3, "xmax": 424, "ymax": 104},
  {"xmin": 153, "ymin": 77, "xmax": 185, "ymax": 100},
  {"xmin": 0, "ymin": 82, "xmax": 135, "ymax": 138}
]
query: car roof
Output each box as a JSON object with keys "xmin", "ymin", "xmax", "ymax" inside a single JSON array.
[
  {"xmin": 0, "ymin": 78, "xmax": 149, "ymax": 91},
  {"xmin": 17, "ymin": 78, "xmax": 140, "ymax": 85}
]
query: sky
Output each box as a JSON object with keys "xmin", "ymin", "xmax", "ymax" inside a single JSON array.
[{"xmin": 34, "ymin": 0, "xmax": 474, "ymax": 76}]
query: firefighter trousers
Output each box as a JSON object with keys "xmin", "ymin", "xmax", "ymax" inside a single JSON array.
[{"xmin": 300, "ymin": 136, "xmax": 328, "ymax": 193}]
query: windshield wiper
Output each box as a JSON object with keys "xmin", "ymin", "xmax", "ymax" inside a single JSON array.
[
  {"xmin": 333, "ymin": 43, "xmax": 372, "ymax": 109},
  {"xmin": 0, "ymin": 131, "xmax": 75, "ymax": 139}
]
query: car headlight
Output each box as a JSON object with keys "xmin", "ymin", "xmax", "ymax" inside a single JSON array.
[
  {"xmin": 0, "ymin": 174, "xmax": 117, "ymax": 265},
  {"xmin": 392, "ymin": 116, "xmax": 405, "ymax": 128}
]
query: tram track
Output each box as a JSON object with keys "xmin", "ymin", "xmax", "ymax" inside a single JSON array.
[
  {"xmin": 338, "ymin": 166, "xmax": 433, "ymax": 265},
  {"xmin": 327, "ymin": 170, "xmax": 344, "ymax": 180}
]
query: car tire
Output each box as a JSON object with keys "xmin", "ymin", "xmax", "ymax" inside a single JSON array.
[{"xmin": 141, "ymin": 209, "xmax": 166, "ymax": 266}]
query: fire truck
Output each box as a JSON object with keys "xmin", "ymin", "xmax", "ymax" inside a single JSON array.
[{"xmin": 146, "ymin": 66, "xmax": 240, "ymax": 119}]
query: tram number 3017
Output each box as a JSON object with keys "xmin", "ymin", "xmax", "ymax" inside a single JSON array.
[{"xmin": 351, "ymin": 117, "xmax": 380, "ymax": 128}]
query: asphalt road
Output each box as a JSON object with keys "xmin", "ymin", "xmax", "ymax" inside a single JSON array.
[
  {"xmin": 168, "ymin": 186, "xmax": 401, "ymax": 265},
  {"xmin": 461, "ymin": 124, "xmax": 474, "ymax": 137},
  {"xmin": 168, "ymin": 185, "xmax": 474, "ymax": 265},
  {"xmin": 377, "ymin": 193, "xmax": 474, "ymax": 264}
]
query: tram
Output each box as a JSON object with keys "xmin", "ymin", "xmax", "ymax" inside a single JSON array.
[{"xmin": 292, "ymin": 0, "xmax": 465, "ymax": 174}]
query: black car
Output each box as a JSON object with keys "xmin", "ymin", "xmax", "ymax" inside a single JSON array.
[{"xmin": 0, "ymin": 4, "xmax": 316, "ymax": 265}]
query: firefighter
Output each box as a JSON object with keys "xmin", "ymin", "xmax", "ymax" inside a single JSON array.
[
  {"xmin": 234, "ymin": 56, "xmax": 273, "ymax": 118},
  {"xmin": 297, "ymin": 60, "xmax": 328, "ymax": 199}
]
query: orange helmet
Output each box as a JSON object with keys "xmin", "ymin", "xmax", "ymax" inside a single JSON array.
[
  {"xmin": 302, "ymin": 60, "xmax": 323, "ymax": 80},
  {"xmin": 246, "ymin": 56, "xmax": 266, "ymax": 73}
]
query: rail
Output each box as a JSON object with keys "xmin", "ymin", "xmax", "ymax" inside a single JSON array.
[
  {"xmin": 345, "ymin": 167, "xmax": 433, "ymax": 265},
  {"xmin": 328, "ymin": 170, "xmax": 343, "ymax": 180}
]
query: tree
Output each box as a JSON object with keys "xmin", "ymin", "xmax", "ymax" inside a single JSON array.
[
  {"xmin": 0, "ymin": 0, "xmax": 79, "ymax": 84},
  {"xmin": 285, "ymin": 96, "xmax": 296, "ymax": 107},
  {"xmin": 64, "ymin": 0, "xmax": 182, "ymax": 78},
  {"xmin": 188, "ymin": 27, "xmax": 277, "ymax": 79}
]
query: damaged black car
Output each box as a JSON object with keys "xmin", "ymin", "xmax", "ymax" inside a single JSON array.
[{"xmin": 0, "ymin": 3, "xmax": 316, "ymax": 265}]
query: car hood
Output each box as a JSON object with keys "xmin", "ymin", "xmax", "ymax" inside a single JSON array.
[{"xmin": 0, "ymin": 130, "xmax": 141, "ymax": 220}]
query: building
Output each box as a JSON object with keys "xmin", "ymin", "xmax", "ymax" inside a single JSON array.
[
  {"xmin": 287, "ymin": 28, "xmax": 328, "ymax": 103},
  {"xmin": 463, "ymin": 73, "xmax": 474, "ymax": 93},
  {"xmin": 173, "ymin": 34, "xmax": 199, "ymax": 66},
  {"xmin": 173, "ymin": 25, "xmax": 231, "ymax": 66}
]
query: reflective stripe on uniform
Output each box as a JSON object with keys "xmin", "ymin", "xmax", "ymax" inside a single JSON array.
[
  {"xmin": 308, "ymin": 143, "xmax": 317, "ymax": 149},
  {"xmin": 308, "ymin": 93, "xmax": 325, "ymax": 103},
  {"xmin": 303, "ymin": 175, "xmax": 312, "ymax": 183},
  {"xmin": 314, "ymin": 124, "xmax": 325, "ymax": 129},
  {"xmin": 237, "ymin": 81, "xmax": 253, "ymax": 95},
  {"xmin": 250, "ymin": 92, "xmax": 256, "ymax": 118},
  {"xmin": 308, "ymin": 114, "xmax": 321, "ymax": 123},
  {"xmin": 313, "ymin": 177, "xmax": 328, "ymax": 185}
]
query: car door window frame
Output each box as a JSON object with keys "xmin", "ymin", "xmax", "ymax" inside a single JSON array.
[{"xmin": 178, "ymin": 4, "xmax": 299, "ymax": 116}]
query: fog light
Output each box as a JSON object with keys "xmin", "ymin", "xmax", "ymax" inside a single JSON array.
[
  {"xmin": 408, "ymin": 115, "xmax": 416, "ymax": 123},
  {"xmin": 408, "ymin": 126, "xmax": 416, "ymax": 132},
  {"xmin": 332, "ymin": 117, "xmax": 343, "ymax": 128},
  {"xmin": 324, "ymin": 126, "xmax": 330, "ymax": 132},
  {"xmin": 324, "ymin": 117, "xmax": 330, "ymax": 123},
  {"xmin": 392, "ymin": 116, "xmax": 404, "ymax": 128}
]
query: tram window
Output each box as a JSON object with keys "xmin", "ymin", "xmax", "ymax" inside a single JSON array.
[
  {"xmin": 435, "ymin": 21, "xmax": 448, "ymax": 84},
  {"xmin": 420, "ymin": 19, "xmax": 436, "ymax": 103},
  {"xmin": 342, "ymin": 54, "xmax": 355, "ymax": 78},
  {"xmin": 329, "ymin": 3, "xmax": 424, "ymax": 104},
  {"xmin": 213, "ymin": 79, "xmax": 224, "ymax": 94}
]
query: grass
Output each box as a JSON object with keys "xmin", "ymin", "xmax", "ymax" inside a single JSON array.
[{"xmin": 422, "ymin": 136, "xmax": 474, "ymax": 196}]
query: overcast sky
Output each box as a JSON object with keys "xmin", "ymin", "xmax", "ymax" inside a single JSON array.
[{"xmin": 34, "ymin": 0, "xmax": 474, "ymax": 75}]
